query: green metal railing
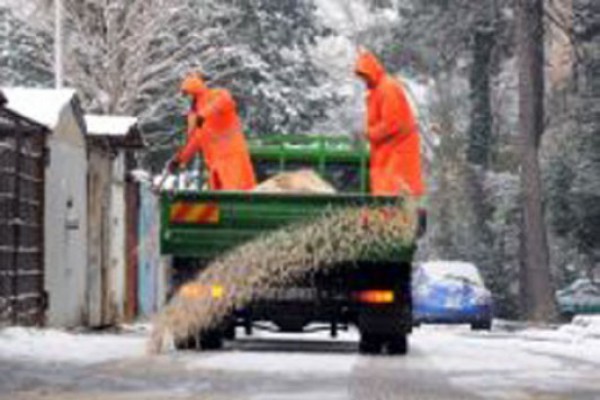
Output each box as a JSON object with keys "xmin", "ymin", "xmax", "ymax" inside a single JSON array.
[{"xmin": 248, "ymin": 135, "xmax": 370, "ymax": 193}]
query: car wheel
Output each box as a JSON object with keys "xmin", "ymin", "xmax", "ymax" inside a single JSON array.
[
  {"xmin": 560, "ymin": 311, "xmax": 575, "ymax": 323},
  {"xmin": 471, "ymin": 320, "xmax": 492, "ymax": 331}
]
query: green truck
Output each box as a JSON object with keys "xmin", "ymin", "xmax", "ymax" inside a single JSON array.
[{"xmin": 160, "ymin": 135, "xmax": 422, "ymax": 354}]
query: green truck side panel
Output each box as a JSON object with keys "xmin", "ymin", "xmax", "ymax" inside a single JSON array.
[
  {"xmin": 160, "ymin": 135, "xmax": 415, "ymax": 262},
  {"xmin": 161, "ymin": 192, "xmax": 415, "ymax": 261}
]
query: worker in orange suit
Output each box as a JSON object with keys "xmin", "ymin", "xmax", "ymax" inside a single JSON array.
[
  {"xmin": 355, "ymin": 50, "xmax": 425, "ymax": 197},
  {"xmin": 169, "ymin": 73, "xmax": 256, "ymax": 191}
]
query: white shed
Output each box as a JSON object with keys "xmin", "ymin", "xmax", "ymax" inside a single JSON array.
[
  {"xmin": 85, "ymin": 115, "xmax": 143, "ymax": 325},
  {"xmin": 2, "ymin": 88, "xmax": 88, "ymax": 328}
]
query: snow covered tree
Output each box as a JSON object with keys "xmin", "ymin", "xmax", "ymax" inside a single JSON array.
[
  {"xmin": 8, "ymin": 0, "xmax": 250, "ymax": 167},
  {"xmin": 217, "ymin": 0, "xmax": 334, "ymax": 135},
  {"xmin": 0, "ymin": 6, "xmax": 52, "ymax": 87},
  {"xmin": 571, "ymin": 0, "xmax": 600, "ymax": 279},
  {"xmin": 9, "ymin": 0, "xmax": 334, "ymax": 167},
  {"xmin": 53, "ymin": 0, "xmax": 241, "ymax": 141},
  {"xmin": 535, "ymin": 0, "xmax": 600, "ymax": 291},
  {"xmin": 545, "ymin": 0, "xmax": 600, "ymax": 282}
]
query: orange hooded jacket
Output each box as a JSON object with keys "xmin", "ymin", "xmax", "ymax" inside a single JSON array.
[
  {"xmin": 176, "ymin": 75, "xmax": 256, "ymax": 191},
  {"xmin": 355, "ymin": 51, "xmax": 425, "ymax": 197}
]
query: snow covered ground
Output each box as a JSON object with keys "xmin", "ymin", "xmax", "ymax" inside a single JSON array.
[
  {"xmin": 413, "ymin": 321, "xmax": 600, "ymax": 399},
  {"xmin": 0, "ymin": 318, "xmax": 599, "ymax": 399},
  {"xmin": 0, "ymin": 326, "xmax": 148, "ymax": 365}
]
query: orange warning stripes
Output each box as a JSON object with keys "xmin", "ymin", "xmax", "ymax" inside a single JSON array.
[{"xmin": 170, "ymin": 202, "xmax": 220, "ymax": 225}]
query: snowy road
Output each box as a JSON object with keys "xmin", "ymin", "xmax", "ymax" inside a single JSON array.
[{"xmin": 0, "ymin": 321, "xmax": 599, "ymax": 400}]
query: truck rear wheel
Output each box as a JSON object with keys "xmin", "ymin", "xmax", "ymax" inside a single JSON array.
[
  {"xmin": 223, "ymin": 322, "xmax": 236, "ymax": 340},
  {"xmin": 175, "ymin": 336, "xmax": 198, "ymax": 350},
  {"xmin": 387, "ymin": 334, "xmax": 408, "ymax": 355},
  {"xmin": 359, "ymin": 334, "xmax": 383, "ymax": 354},
  {"xmin": 200, "ymin": 329, "xmax": 224, "ymax": 350}
]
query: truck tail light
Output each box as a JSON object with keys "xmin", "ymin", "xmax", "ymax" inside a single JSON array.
[{"xmin": 355, "ymin": 290, "xmax": 395, "ymax": 304}]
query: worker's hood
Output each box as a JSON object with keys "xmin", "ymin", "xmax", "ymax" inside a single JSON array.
[
  {"xmin": 181, "ymin": 74, "xmax": 207, "ymax": 97},
  {"xmin": 355, "ymin": 50, "xmax": 386, "ymax": 87}
]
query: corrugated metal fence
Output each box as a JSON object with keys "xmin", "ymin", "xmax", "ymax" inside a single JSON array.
[{"xmin": 0, "ymin": 107, "xmax": 48, "ymax": 326}]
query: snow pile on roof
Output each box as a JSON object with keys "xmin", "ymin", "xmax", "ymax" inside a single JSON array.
[
  {"xmin": 419, "ymin": 261, "xmax": 485, "ymax": 286},
  {"xmin": 556, "ymin": 278, "xmax": 600, "ymax": 308},
  {"xmin": 85, "ymin": 114, "xmax": 138, "ymax": 136},
  {"xmin": 1, "ymin": 87, "xmax": 77, "ymax": 129},
  {"xmin": 0, "ymin": 327, "xmax": 146, "ymax": 365}
]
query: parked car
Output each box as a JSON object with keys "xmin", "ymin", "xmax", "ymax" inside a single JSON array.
[
  {"xmin": 556, "ymin": 278, "xmax": 600, "ymax": 319},
  {"xmin": 412, "ymin": 261, "xmax": 493, "ymax": 330}
]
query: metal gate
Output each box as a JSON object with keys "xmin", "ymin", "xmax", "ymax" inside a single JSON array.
[{"xmin": 0, "ymin": 102, "xmax": 48, "ymax": 326}]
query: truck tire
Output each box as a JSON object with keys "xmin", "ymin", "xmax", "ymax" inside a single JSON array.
[
  {"xmin": 387, "ymin": 334, "xmax": 408, "ymax": 355},
  {"xmin": 223, "ymin": 322, "xmax": 236, "ymax": 341},
  {"xmin": 175, "ymin": 336, "xmax": 198, "ymax": 350},
  {"xmin": 200, "ymin": 330, "xmax": 224, "ymax": 350},
  {"xmin": 359, "ymin": 334, "xmax": 383, "ymax": 355}
]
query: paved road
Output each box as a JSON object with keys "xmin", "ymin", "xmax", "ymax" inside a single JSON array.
[{"xmin": 1, "ymin": 326, "xmax": 599, "ymax": 400}]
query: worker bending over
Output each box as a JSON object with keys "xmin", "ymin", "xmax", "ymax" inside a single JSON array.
[
  {"xmin": 355, "ymin": 50, "xmax": 425, "ymax": 197},
  {"xmin": 170, "ymin": 73, "xmax": 256, "ymax": 190}
]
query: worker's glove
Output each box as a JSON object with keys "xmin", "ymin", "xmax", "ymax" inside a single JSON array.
[
  {"xmin": 196, "ymin": 115, "xmax": 205, "ymax": 128},
  {"xmin": 167, "ymin": 158, "xmax": 180, "ymax": 174}
]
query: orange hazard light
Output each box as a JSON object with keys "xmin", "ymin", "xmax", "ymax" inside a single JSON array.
[
  {"xmin": 180, "ymin": 283, "xmax": 225, "ymax": 300},
  {"xmin": 355, "ymin": 290, "xmax": 395, "ymax": 304}
]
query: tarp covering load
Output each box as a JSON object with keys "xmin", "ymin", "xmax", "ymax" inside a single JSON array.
[
  {"xmin": 253, "ymin": 169, "xmax": 336, "ymax": 194},
  {"xmin": 149, "ymin": 201, "xmax": 416, "ymax": 353}
]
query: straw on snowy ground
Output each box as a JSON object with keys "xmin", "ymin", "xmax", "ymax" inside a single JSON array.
[{"xmin": 149, "ymin": 201, "xmax": 416, "ymax": 354}]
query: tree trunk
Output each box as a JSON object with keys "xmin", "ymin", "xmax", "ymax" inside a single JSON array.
[
  {"xmin": 467, "ymin": 27, "xmax": 495, "ymax": 168},
  {"xmin": 517, "ymin": 0, "xmax": 557, "ymax": 321}
]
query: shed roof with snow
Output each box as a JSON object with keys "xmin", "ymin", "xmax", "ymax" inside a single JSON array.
[
  {"xmin": 1, "ymin": 87, "xmax": 86, "ymax": 150},
  {"xmin": 85, "ymin": 114, "xmax": 145, "ymax": 149},
  {"xmin": 0, "ymin": 90, "xmax": 49, "ymax": 135},
  {"xmin": 1, "ymin": 87, "xmax": 83, "ymax": 132}
]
